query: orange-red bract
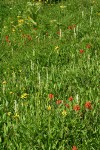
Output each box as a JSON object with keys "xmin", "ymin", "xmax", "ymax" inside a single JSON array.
[
  {"xmin": 85, "ymin": 101, "xmax": 92, "ymax": 109},
  {"xmin": 56, "ymin": 100, "xmax": 63, "ymax": 105},
  {"xmin": 48, "ymin": 93, "xmax": 54, "ymax": 99},
  {"xmin": 72, "ymin": 145, "xmax": 78, "ymax": 150},
  {"xmin": 73, "ymin": 105, "xmax": 80, "ymax": 111},
  {"xmin": 68, "ymin": 96, "xmax": 74, "ymax": 101}
]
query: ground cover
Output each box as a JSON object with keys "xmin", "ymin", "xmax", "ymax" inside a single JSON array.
[{"xmin": 0, "ymin": 0, "xmax": 100, "ymax": 149}]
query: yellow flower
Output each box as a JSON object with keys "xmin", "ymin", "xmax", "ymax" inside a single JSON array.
[
  {"xmin": 13, "ymin": 113, "xmax": 19, "ymax": 119},
  {"xmin": 47, "ymin": 105, "xmax": 51, "ymax": 110},
  {"xmin": 2, "ymin": 81, "xmax": 7, "ymax": 84},
  {"xmin": 60, "ymin": 5, "xmax": 66, "ymax": 9},
  {"xmin": 62, "ymin": 110, "xmax": 67, "ymax": 116},
  {"xmin": 55, "ymin": 46, "xmax": 59, "ymax": 53},
  {"xmin": 21, "ymin": 93, "xmax": 29, "ymax": 99},
  {"xmin": 7, "ymin": 112, "xmax": 11, "ymax": 116},
  {"xmin": 12, "ymin": 28, "xmax": 15, "ymax": 32},
  {"xmin": 55, "ymin": 46, "xmax": 59, "ymax": 50},
  {"xmin": 10, "ymin": 91, "xmax": 14, "ymax": 94},
  {"xmin": 18, "ymin": 19, "xmax": 24, "ymax": 26}
]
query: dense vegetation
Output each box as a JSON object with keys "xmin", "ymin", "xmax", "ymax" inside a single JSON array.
[{"xmin": 0, "ymin": 0, "xmax": 100, "ymax": 149}]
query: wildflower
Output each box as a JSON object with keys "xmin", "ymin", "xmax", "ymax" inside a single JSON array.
[
  {"xmin": 73, "ymin": 105, "xmax": 80, "ymax": 111},
  {"xmin": 79, "ymin": 49, "xmax": 84, "ymax": 53},
  {"xmin": 86, "ymin": 44, "xmax": 91, "ymax": 49},
  {"xmin": 27, "ymin": 35, "xmax": 32, "ymax": 40},
  {"xmin": 47, "ymin": 105, "xmax": 51, "ymax": 110},
  {"xmin": 2, "ymin": 81, "xmax": 7, "ymax": 84},
  {"xmin": 72, "ymin": 145, "xmax": 78, "ymax": 150},
  {"xmin": 48, "ymin": 93, "xmax": 54, "ymax": 99},
  {"xmin": 60, "ymin": 5, "xmax": 66, "ymax": 9},
  {"xmin": 18, "ymin": 19, "xmax": 24, "ymax": 24},
  {"xmin": 68, "ymin": 24, "xmax": 76, "ymax": 30},
  {"xmin": 85, "ymin": 101, "xmax": 92, "ymax": 109},
  {"xmin": 12, "ymin": 28, "xmax": 15, "ymax": 32},
  {"xmin": 62, "ymin": 110, "xmax": 67, "ymax": 116},
  {"xmin": 13, "ymin": 113, "xmax": 19, "ymax": 119},
  {"xmin": 5, "ymin": 36, "xmax": 10, "ymax": 43},
  {"xmin": 65, "ymin": 104, "xmax": 70, "ymax": 108},
  {"xmin": 55, "ymin": 46, "xmax": 59, "ymax": 50},
  {"xmin": 6, "ymin": 35, "xmax": 9, "ymax": 39},
  {"xmin": 68, "ymin": 26, "xmax": 72, "ymax": 30},
  {"xmin": 21, "ymin": 93, "xmax": 29, "ymax": 99},
  {"xmin": 7, "ymin": 112, "xmax": 11, "ymax": 116},
  {"xmin": 68, "ymin": 96, "xmax": 74, "ymax": 101},
  {"xmin": 56, "ymin": 100, "xmax": 63, "ymax": 105},
  {"xmin": 9, "ymin": 91, "xmax": 14, "ymax": 94}
]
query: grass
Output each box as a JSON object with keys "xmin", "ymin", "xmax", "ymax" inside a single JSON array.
[{"xmin": 0, "ymin": 0, "xmax": 100, "ymax": 149}]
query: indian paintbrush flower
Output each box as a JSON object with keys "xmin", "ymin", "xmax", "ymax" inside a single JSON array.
[
  {"xmin": 73, "ymin": 105, "xmax": 80, "ymax": 111},
  {"xmin": 56, "ymin": 100, "xmax": 63, "ymax": 105},
  {"xmin": 79, "ymin": 49, "xmax": 84, "ymax": 53},
  {"xmin": 85, "ymin": 101, "xmax": 92, "ymax": 109},
  {"xmin": 68, "ymin": 96, "xmax": 74, "ymax": 101},
  {"xmin": 48, "ymin": 93, "xmax": 54, "ymax": 99},
  {"xmin": 72, "ymin": 145, "xmax": 78, "ymax": 150}
]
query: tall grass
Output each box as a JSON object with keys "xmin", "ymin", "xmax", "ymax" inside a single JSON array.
[{"xmin": 0, "ymin": 0, "xmax": 100, "ymax": 149}]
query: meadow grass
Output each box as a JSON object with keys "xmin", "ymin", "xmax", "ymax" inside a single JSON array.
[{"xmin": 0, "ymin": 0, "xmax": 100, "ymax": 149}]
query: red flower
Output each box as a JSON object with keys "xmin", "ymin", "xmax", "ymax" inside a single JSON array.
[
  {"xmin": 73, "ymin": 105, "xmax": 80, "ymax": 111},
  {"xmin": 27, "ymin": 35, "xmax": 32, "ymax": 40},
  {"xmin": 5, "ymin": 35, "xmax": 10, "ymax": 42},
  {"xmin": 72, "ymin": 146, "xmax": 78, "ymax": 150},
  {"xmin": 79, "ymin": 49, "xmax": 84, "ymax": 53},
  {"xmin": 56, "ymin": 100, "xmax": 63, "ymax": 105},
  {"xmin": 68, "ymin": 24, "xmax": 76, "ymax": 30},
  {"xmin": 57, "ymin": 31, "xmax": 60, "ymax": 35},
  {"xmin": 85, "ymin": 101, "xmax": 92, "ymax": 109},
  {"xmin": 65, "ymin": 104, "xmax": 70, "ymax": 108},
  {"xmin": 86, "ymin": 44, "xmax": 91, "ymax": 49},
  {"xmin": 68, "ymin": 96, "xmax": 74, "ymax": 101},
  {"xmin": 6, "ymin": 35, "xmax": 9, "ymax": 39},
  {"xmin": 48, "ymin": 94, "xmax": 54, "ymax": 99},
  {"xmin": 68, "ymin": 26, "xmax": 72, "ymax": 30}
]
